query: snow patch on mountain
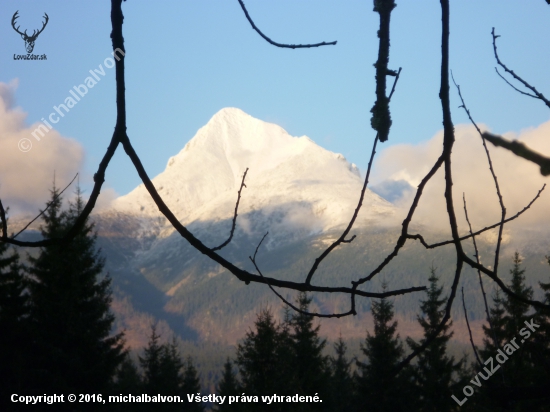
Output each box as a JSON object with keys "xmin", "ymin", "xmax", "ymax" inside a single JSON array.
[{"xmin": 111, "ymin": 108, "xmax": 395, "ymax": 239}]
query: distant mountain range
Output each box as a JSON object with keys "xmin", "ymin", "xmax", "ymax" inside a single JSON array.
[
  {"xmin": 110, "ymin": 107, "xmax": 396, "ymax": 243},
  {"xmin": 98, "ymin": 107, "xmax": 398, "ymax": 344},
  {"xmin": 92, "ymin": 108, "xmax": 550, "ymax": 347},
  {"xmin": 12, "ymin": 108, "xmax": 550, "ymax": 351}
]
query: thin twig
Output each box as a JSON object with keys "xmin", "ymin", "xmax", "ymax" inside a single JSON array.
[
  {"xmin": 12, "ymin": 173, "xmax": 79, "ymax": 239},
  {"xmin": 211, "ymin": 168, "xmax": 249, "ymax": 251},
  {"xmin": 463, "ymin": 253, "xmax": 549, "ymax": 310},
  {"xmin": 495, "ymin": 67, "xmax": 538, "ymax": 99},
  {"xmin": 237, "ymin": 0, "xmax": 337, "ymax": 49},
  {"xmin": 491, "ymin": 28, "xmax": 550, "ymax": 109},
  {"xmin": 388, "ymin": 67, "xmax": 402, "ymax": 100},
  {"xmin": 398, "ymin": 0, "xmax": 465, "ymax": 374},
  {"xmin": 305, "ymin": 67, "xmax": 402, "ymax": 286},
  {"xmin": 462, "ymin": 287, "xmax": 483, "ymax": 367},
  {"xmin": 250, "ymin": 233, "xmax": 423, "ymax": 318},
  {"xmin": 355, "ymin": 153, "xmax": 445, "ymax": 286},
  {"xmin": 250, "ymin": 233, "xmax": 354, "ymax": 318},
  {"xmin": 407, "ymin": 183, "xmax": 545, "ymax": 249},
  {"xmin": 452, "ymin": 73, "xmax": 507, "ymax": 276},
  {"xmin": 464, "ymin": 195, "xmax": 508, "ymax": 387},
  {"xmin": 463, "ymin": 193, "xmax": 499, "ymax": 352}
]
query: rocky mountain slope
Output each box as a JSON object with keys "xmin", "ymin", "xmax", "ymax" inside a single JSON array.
[{"xmin": 88, "ymin": 108, "xmax": 550, "ymax": 349}]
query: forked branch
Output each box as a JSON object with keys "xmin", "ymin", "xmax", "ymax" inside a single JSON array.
[
  {"xmin": 407, "ymin": 184, "xmax": 545, "ymax": 249},
  {"xmin": 491, "ymin": 28, "xmax": 550, "ymax": 109},
  {"xmin": 304, "ymin": 67, "xmax": 402, "ymax": 286},
  {"xmin": 250, "ymin": 232, "xmax": 426, "ymax": 318}
]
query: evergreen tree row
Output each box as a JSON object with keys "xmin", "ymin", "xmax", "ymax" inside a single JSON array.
[
  {"xmin": 213, "ymin": 258, "xmax": 550, "ymax": 412},
  {"xmin": 212, "ymin": 281, "xmax": 464, "ymax": 412},
  {"xmin": 2, "ymin": 182, "xmax": 550, "ymax": 411},
  {"xmin": 0, "ymin": 184, "xmax": 125, "ymax": 411},
  {"xmin": 215, "ymin": 293, "xmax": 332, "ymax": 412},
  {"xmin": 112, "ymin": 324, "xmax": 204, "ymax": 412},
  {"xmin": 465, "ymin": 252, "xmax": 550, "ymax": 411}
]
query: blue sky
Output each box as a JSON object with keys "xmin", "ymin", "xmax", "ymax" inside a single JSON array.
[{"xmin": 1, "ymin": 0, "xmax": 550, "ymax": 204}]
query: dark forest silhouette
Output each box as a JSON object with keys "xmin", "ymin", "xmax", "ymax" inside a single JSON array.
[{"xmin": 2, "ymin": 0, "xmax": 550, "ymax": 409}]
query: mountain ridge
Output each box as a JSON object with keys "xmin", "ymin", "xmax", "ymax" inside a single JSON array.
[
  {"xmin": 9, "ymin": 108, "xmax": 550, "ymax": 355},
  {"xmin": 110, "ymin": 107, "xmax": 396, "ymax": 240}
]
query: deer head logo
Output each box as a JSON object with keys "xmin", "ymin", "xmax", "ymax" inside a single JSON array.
[{"xmin": 11, "ymin": 11, "xmax": 49, "ymax": 54}]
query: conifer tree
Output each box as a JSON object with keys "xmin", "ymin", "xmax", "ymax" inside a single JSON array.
[
  {"xmin": 534, "ymin": 256, "xmax": 550, "ymax": 378},
  {"xmin": 328, "ymin": 336, "xmax": 354, "ymax": 412},
  {"xmin": 289, "ymin": 293, "xmax": 331, "ymax": 410},
  {"xmin": 278, "ymin": 305, "xmax": 297, "ymax": 395},
  {"xmin": 406, "ymin": 269, "xmax": 465, "ymax": 412},
  {"xmin": 113, "ymin": 354, "xmax": 142, "ymax": 394},
  {"xmin": 481, "ymin": 289, "xmax": 507, "ymax": 356},
  {"xmin": 478, "ymin": 287, "xmax": 509, "ymax": 406},
  {"xmin": 503, "ymin": 253, "xmax": 534, "ymax": 337},
  {"xmin": 478, "ymin": 253, "xmax": 548, "ymax": 410},
  {"xmin": 215, "ymin": 359, "xmax": 242, "ymax": 412},
  {"xmin": 526, "ymin": 255, "xmax": 550, "ymax": 406},
  {"xmin": 27, "ymin": 184, "xmax": 125, "ymax": 397},
  {"xmin": 481, "ymin": 254, "xmax": 536, "ymax": 381},
  {"xmin": 0, "ymin": 222, "xmax": 31, "ymax": 404},
  {"xmin": 356, "ymin": 283, "xmax": 417, "ymax": 412},
  {"xmin": 140, "ymin": 326, "xmax": 203, "ymax": 411},
  {"xmin": 160, "ymin": 337, "xmax": 186, "ymax": 395},
  {"xmin": 140, "ymin": 324, "xmax": 167, "ymax": 394},
  {"xmin": 110, "ymin": 354, "xmax": 142, "ymax": 412},
  {"xmin": 236, "ymin": 307, "xmax": 293, "ymax": 411},
  {"xmin": 182, "ymin": 356, "xmax": 205, "ymax": 412}
]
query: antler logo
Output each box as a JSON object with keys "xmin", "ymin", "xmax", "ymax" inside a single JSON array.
[{"xmin": 11, "ymin": 11, "xmax": 49, "ymax": 54}]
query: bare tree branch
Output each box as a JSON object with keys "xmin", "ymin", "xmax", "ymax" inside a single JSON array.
[
  {"xmin": 237, "ymin": 0, "xmax": 337, "ymax": 49},
  {"xmin": 1, "ymin": 0, "xmax": 547, "ymax": 364},
  {"xmin": 462, "ymin": 287, "xmax": 483, "ymax": 367},
  {"xmin": 370, "ymin": 0, "xmax": 398, "ymax": 142},
  {"xmin": 250, "ymin": 233, "xmax": 355, "ymax": 319},
  {"xmin": 305, "ymin": 68, "xmax": 402, "ymax": 286},
  {"xmin": 463, "ymin": 253, "xmax": 549, "ymax": 310},
  {"xmin": 0, "ymin": 1, "xmax": 428, "ymax": 311},
  {"xmin": 398, "ymin": 0, "xmax": 466, "ymax": 373},
  {"xmin": 211, "ymin": 168, "xmax": 249, "ymax": 251},
  {"xmin": 462, "ymin": 194, "xmax": 500, "ymax": 350},
  {"xmin": 10, "ymin": 173, "xmax": 80, "ymax": 240},
  {"xmin": 251, "ymin": 232, "xmax": 426, "ymax": 318},
  {"xmin": 453, "ymin": 73, "xmax": 510, "ymax": 270},
  {"xmin": 463, "ymin": 194, "xmax": 508, "ymax": 388},
  {"xmin": 355, "ymin": 153, "xmax": 445, "ymax": 288},
  {"xmin": 491, "ymin": 28, "xmax": 550, "ymax": 109},
  {"xmin": 483, "ymin": 132, "xmax": 550, "ymax": 176},
  {"xmin": 495, "ymin": 67, "xmax": 538, "ymax": 99},
  {"xmin": 407, "ymin": 184, "xmax": 545, "ymax": 249}
]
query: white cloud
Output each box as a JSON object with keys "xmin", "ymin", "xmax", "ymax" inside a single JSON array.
[
  {"xmin": 92, "ymin": 187, "xmax": 119, "ymax": 212},
  {"xmin": 0, "ymin": 81, "xmax": 85, "ymax": 215},
  {"xmin": 373, "ymin": 122, "xmax": 550, "ymax": 233}
]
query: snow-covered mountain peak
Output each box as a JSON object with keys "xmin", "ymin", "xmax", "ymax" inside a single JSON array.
[
  {"xmin": 110, "ymin": 108, "xmax": 395, "ymax": 239},
  {"xmin": 166, "ymin": 107, "xmax": 315, "ymax": 185}
]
